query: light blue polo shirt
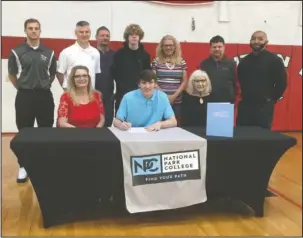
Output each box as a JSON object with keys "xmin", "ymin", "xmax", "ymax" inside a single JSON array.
[{"xmin": 116, "ymin": 89, "xmax": 175, "ymax": 127}]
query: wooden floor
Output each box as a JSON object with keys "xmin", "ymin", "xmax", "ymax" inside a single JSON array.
[{"xmin": 2, "ymin": 132, "xmax": 302, "ymax": 236}]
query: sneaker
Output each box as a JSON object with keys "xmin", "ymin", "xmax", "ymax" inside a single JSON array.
[{"xmin": 17, "ymin": 167, "xmax": 28, "ymax": 183}]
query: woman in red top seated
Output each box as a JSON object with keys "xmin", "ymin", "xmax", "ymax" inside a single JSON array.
[{"xmin": 57, "ymin": 65, "xmax": 105, "ymax": 128}]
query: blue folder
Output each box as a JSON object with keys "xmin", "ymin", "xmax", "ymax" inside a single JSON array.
[{"xmin": 206, "ymin": 103, "xmax": 234, "ymax": 137}]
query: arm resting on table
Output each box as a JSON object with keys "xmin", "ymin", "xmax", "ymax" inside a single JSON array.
[
  {"xmin": 58, "ymin": 118, "xmax": 75, "ymax": 128},
  {"xmin": 160, "ymin": 116, "xmax": 177, "ymax": 129}
]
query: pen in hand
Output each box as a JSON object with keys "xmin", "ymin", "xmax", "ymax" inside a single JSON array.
[{"xmin": 121, "ymin": 120, "xmax": 132, "ymax": 131}]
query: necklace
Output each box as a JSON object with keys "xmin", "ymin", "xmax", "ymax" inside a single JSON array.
[
  {"xmin": 165, "ymin": 62, "xmax": 175, "ymax": 70},
  {"xmin": 199, "ymin": 97, "xmax": 204, "ymax": 104}
]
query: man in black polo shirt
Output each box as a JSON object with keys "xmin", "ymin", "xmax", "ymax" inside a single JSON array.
[
  {"xmin": 236, "ymin": 30, "xmax": 287, "ymax": 129},
  {"xmin": 95, "ymin": 26, "xmax": 115, "ymax": 127},
  {"xmin": 200, "ymin": 35, "xmax": 240, "ymax": 104},
  {"xmin": 8, "ymin": 18, "xmax": 57, "ymax": 183}
]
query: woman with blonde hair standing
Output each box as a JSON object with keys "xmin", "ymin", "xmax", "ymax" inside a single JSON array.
[
  {"xmin": 57, "ymin": 65, "xmax": 105, "ymax": 128},
  {"xmin": 152, "ymin": 35, "xmax": 188, "ymax": 124}
]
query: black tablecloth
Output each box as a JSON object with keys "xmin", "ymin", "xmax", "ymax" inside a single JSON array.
[
  {"xmin": 183, "ymin": 127, "xmax": 296, "ymax": 216},
  {"xmin": 10, "ymin": 127, "xmax": 296, "ymax": 228},
  {"xmin": 10, "ymin": 128, "xmax": 124, "ymax": 228}
]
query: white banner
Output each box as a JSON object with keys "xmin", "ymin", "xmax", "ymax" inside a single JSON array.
[{"xmin": 109, "ymin": 127, "xmax": 208, "ymax": 213}]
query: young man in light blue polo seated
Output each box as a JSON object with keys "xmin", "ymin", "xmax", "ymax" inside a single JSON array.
[{"xmin": 113, "ymin": 69, "xmax": 177, "ymax": 132}]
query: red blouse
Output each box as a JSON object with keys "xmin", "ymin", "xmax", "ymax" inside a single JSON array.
[{"xmin": 57, "ymin": 91, "xmax": 104, "ymax": 128}]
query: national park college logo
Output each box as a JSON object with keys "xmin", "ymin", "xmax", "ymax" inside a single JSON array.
[
  {"xmin": 40, "ymin": 54, "xmax": 47, "ymax": 61},
  {"xmin": 131, "ymin": 150, "xmax": 201, "ymax": 186}
]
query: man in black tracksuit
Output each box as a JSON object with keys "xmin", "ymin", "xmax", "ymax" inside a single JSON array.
[
  {"xmin": 111, "ymin": 24, "xmax": 151, "ymax": 113},
  {"xmin": 236, "ymin": 31, "xmax": 287, "ymax": 129},
  {"xmin": 200, "ymin": 35, "xmax": 240, "ymax": 104},
  {"xmin": 8, "ymin": 18, "xmax": 57, "ymax": 183}
]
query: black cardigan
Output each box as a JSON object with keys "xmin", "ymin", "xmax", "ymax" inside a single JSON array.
[{"xmin": 181, "ymin": 92, "xmax": 212, "ymax": 127}]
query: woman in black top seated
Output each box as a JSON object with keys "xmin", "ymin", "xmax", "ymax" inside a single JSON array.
[{"xmin": 181, "ymin": 69, "xmax": 212, "ymax": 126}]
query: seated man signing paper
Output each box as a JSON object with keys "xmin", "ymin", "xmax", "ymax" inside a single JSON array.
[{"xmin": 113, "ymin": 69, "xmax": 177, "ymax": 131}]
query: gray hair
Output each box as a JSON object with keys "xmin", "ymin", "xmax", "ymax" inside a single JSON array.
[
  {"xmin": 186, "ymin": 69, "xmax": 212, "ymax": 97},
  {"xmin": 76, "ymin": 21, "xmax": 90, "ymax": 27}
]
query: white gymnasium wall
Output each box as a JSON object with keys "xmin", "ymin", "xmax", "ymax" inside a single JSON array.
[
  {"xmin": 2, "ymin": 1, "xmax": 302, "ymax": 44},
  {"xmin": 2, "ymin": 1, "xmax": 302, "ymax": 132}
]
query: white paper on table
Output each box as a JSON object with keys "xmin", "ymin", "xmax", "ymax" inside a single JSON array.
[{"xmin": 128, "ymin": 127, "xmax": 148, "ymax": 133}]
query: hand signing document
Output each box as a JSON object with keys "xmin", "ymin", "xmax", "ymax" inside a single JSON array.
[{"xmin": 128, "ymin": 127, "xmax": 148, "ymax": 133}]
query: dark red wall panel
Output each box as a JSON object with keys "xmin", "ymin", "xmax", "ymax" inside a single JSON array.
[
  {"xmin": 1, "ymin": 36, "xmax": 302, "ymax": 131},
  {"xmin": 266, "ymin": 45, "xmax": 293, "ymax": 131},
  {"xmin": 287, "ymin": 46, "xmax": 302, "ymax": 131}
]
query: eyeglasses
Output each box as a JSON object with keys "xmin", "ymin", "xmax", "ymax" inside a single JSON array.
[
  {"xmin": 74, "ymin": 74, "xmax": 89, "ymax": 79},
  {"xmin": 163, "ymin": 45, "xmax": 175, "ymax": 48},
  {"xmin": 194, "ymin": 79, "xmax": 206, "ymax": 83}
]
